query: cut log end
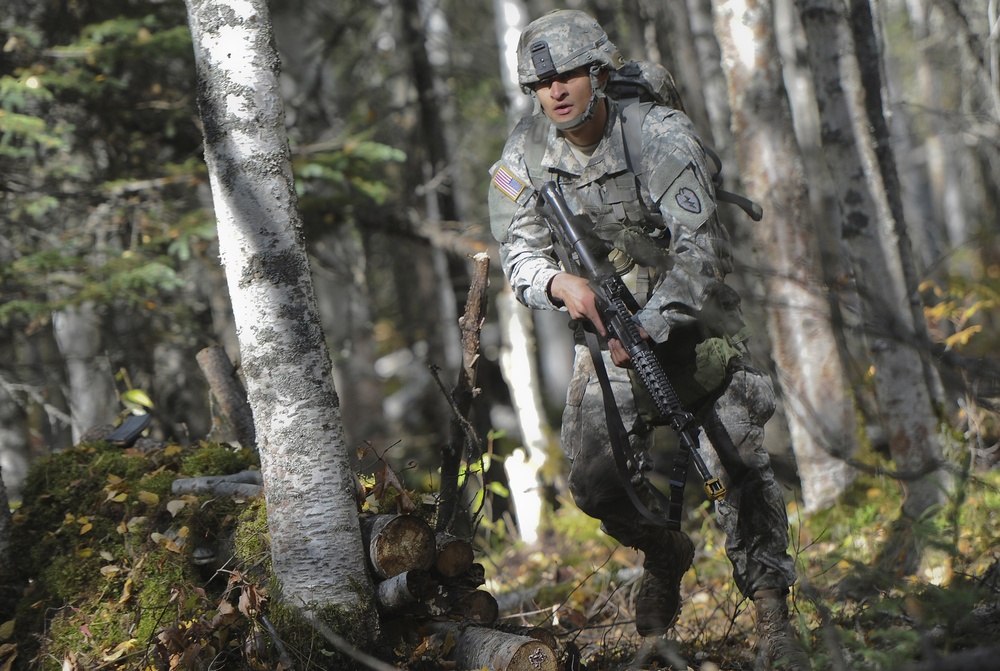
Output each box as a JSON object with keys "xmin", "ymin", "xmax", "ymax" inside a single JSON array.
[
  {"xmin": 361, "ymin": 513, "xmax": 436, "ymax": 579},
  {"xmin": 434, "ymin": 533, "xmax": 475, "ymax": 578}
]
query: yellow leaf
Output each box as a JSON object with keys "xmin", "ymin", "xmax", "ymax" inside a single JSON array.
[
  {"xmin": 177, "ymin": 526, "xmax": 189, "ymax": 539},
  {"xmin": 121, "ymin": 389, "xmax": 154, "ymax": 409},
  {"xmin": 117, "ymin": 520, "xmax": 128, "ymax": 535},
  {"xmin": 0, "ymin": 619, "xmax": 14, "ymax": 641},
  {"xmin": 106, "ymin": 491, "xmax": 128, "ymax": 503},
  {"xmin": 944, "ymin": 325, "xmax": 982, "ymax": 350},
  {"xmin": 100, "ymin": 551, "xmax": 114, "ymax": 561},
  {"xmin": 76, "ymin": 548, "xmax": 93, "ymax": 558},
  {"xmin": 137, "ymin": 491, "xmax": 159, "ymax": 505},
  {"xmin": 101, "ymin": 638, "xmax": 137, "ymax": 662},
  {"xmin": 106, "ymin": 474, "xmax": 124, "ymax": 485},
  {"xmin": 119, "ymin": 578, "xmax": 134, "ymax": 604},
  {"xmin": 77, "ymin": 516, "xmax": 89, "ymax": 525},
  {"xmin": 166, "ymin": 500, "xmax": 186, "ymax": 517},
  {"xmin": 100, "ymin": 565, "xmax": 121, "ymax": 578},
  {"xmin": 63, "ymin": 513, "xmax": 76, "ymax": 525},
  {"xmin": 79, "ymin": 523, "xmax": 93, "ymax": 535},
  {"xmin": 164, "ymin": 444, "xmax": 183, "ymax": 457}
]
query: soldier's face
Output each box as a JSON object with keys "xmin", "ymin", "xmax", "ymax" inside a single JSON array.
[{"xmin": 534, "ymin": 67, "xmax": 593, "ymax": 125}]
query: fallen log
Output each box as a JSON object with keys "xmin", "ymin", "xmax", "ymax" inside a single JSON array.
[
  {"xmin": 444, "ymin": 562, "xmax": 486, "ymax": 590},
  {"xmin": 495, "ymin": 623, "xmax": 560, "ymax": 654},
  {"xmin": 448, "ymin": 588, "xmax": 499, "ymax": 625},
  {"xmin": 434, "ymin": 533, "xmax": 475, "ymax": 579},
  {"xmin": 171, "ymin": 471, "xmax": 263, "ymax": 498},
  {"xmin": 359, "ymin": 513, "xmax": 436, "ymax": 579},
  {"xmin": 427, "ymin": 622, "xmax": 557, "ymax": 671},
  {"xmin": 374, "ymin": 569, "xmax": 437, "ymax": 614}
]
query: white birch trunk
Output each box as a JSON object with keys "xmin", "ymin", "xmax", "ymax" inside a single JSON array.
[
  {"xmin": 493, "ymin": 0, "xmax": 533, "ymax": 122},
  {"xmin": 184, "ymin": 0, "xmax": 374, "ymax": 622},
  {"xmin": 713, "ymin": 0, "xmax": 859, "ymax": 512},
  {"xmin": 497, "ymin": 288, "xmax": 548, "ymax": 544},
  {"xmin": 796, "ymin": 0, "xmax": 945, "ymax": 528},
  {"xmin": 492, "ymin": 0, "xmax": 551, "ymax": 545},
  {"xmin": 51, "ymin": 301, "xmax": 117, "ymax": 444}
]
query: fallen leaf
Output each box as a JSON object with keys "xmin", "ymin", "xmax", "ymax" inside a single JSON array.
[
  {"xmin": 119, "ymin": 578, "xmax": 134, "ymax": 604},
  {"xmin": 137, "ymin": 491, "xmax": 159, "ymax": 505}
]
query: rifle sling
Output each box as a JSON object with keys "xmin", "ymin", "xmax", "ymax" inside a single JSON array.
[
  {"xmin": 582, "ymin": 327, "xmax": 688, "ymax": 531},
  {"xmin": 546, "ymin": 213, "xmax": 690, "ymax": 532}
]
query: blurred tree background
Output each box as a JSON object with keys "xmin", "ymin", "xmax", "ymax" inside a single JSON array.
[{"xmin": 1, "ymin": 0, "xmax": 999, "ymax": 667}]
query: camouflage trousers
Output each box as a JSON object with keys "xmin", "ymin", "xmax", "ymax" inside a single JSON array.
[{"xmin": 560, "ymin": 344, "xmax": 797, "ymax": 598}]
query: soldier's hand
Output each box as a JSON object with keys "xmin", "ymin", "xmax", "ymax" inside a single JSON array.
[
  {"xmin": 608, "ymin": 325, "xmax": 651, "ymax": 368},
  {"xmin": 608, "ymin": 338, "xmax": 630, "ymax": 367},
  {"xmin": 549, "ymin": 272, "xmax": 606, "ymax": 336}
]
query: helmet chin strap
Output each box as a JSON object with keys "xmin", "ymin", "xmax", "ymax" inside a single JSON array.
[{"xmin": 551, "ymin": 67, "xmax": 606, "ymax": 132}]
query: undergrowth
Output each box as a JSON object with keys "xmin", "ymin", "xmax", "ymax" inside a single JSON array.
[
  {"xmin": 480, "ymin": 464, "xmax": 1000, "ymax": 671},
  {"xmin": 0, "ymin": 433, "xmax": 997, "ymax": 670}
]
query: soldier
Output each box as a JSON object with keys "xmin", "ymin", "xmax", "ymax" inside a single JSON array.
[{"xmin": 488, "ymin": 9, "xmax": 809, "ymax": 670}]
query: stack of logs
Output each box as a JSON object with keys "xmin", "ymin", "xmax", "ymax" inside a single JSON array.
[{"xmin": 360, "ymin": 513, "xmax": 558, "ymax": 671}]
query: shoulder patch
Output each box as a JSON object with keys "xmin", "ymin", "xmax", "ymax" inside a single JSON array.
[
  {"xmin": 492, "ymin": 165, "xmax": 527, "ymax": 202},
  {"xmin": 662, "ymin": 166, "xmax": 716, "ymax": 230},
  {"xmin": 675, "ymin": 186, "xmax": 702, "ymax": 214}
]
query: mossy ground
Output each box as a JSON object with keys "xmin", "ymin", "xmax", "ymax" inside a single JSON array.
[
  {"xmin": 480, "ymin": 467, "xmax": 1000, "ymax": 671},
  {"xmin": 1, "ymin": 438, "xmax": 997, "ymax": 670},
  {"xmin": 0, "ymin": 440, "xmax": 266, "ymax": 670}
]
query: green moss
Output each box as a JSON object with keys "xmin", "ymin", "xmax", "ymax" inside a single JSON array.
[
  {"xmin": 180, "ymin": 443, "xmax": 258, "ymax": 477},
  {"xmin": 233, "ymin": 498, "xmax": 272, "ymax": 578}
]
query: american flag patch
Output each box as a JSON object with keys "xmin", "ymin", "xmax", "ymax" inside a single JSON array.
[{"xmin": 492, "ymin": 166, "xmax": 526, "ymax": 201}]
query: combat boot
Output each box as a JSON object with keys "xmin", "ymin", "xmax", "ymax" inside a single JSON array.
[
  {"xmin": 753, "ymin": 589, "xmax": 810, "ymax": 670},
  {"xmin": 634, "ymin": 531, "xmax": 695, "ymax": 636}
]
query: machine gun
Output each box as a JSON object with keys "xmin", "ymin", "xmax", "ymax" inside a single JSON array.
[{"xmin": 537, "ymin": 181, "xmax": 725, "ymax": 526}]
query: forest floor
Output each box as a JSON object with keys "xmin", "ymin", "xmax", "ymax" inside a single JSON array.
[
  {"xmin": 1, "ymin": 437, "xmax": 998, "ymax": 670},
  {"xmin": 476, "ymin": 465, "xmax": 1000, "ymax": 671}
]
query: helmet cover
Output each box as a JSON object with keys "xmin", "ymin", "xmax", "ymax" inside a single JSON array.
[{"xmin": 516, "ymin": 10, "xmax": 624, "ymax": 88}]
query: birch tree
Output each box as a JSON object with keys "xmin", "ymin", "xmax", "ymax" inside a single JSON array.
[
  {"xmin": 184, "ymin": 0, "xmax": 375, "ymax": 629},
  {"xmin": 712, "ymin": 0, "xmax": 860, "ymax": 512},
  {"xmin": 796, "ymin": 0, "xmax": 946, "ymax": 562},
  {"xmin": 490, "ymin": 0, "xmax": 553, "ymax": 544}
]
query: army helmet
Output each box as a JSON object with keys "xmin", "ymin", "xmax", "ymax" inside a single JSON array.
[{"xmin": 516, "ymin": 9, "xmax": 625, "ymax": 90}]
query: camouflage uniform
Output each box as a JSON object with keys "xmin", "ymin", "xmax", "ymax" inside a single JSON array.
[{"xmin": 489, "ymin": 98, "xmax": 797, "ymax": 600}]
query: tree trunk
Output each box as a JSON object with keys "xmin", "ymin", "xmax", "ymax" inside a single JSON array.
[
  {"xmin": 196, "ymin": 346, "xmax": 256, "ymax": 448},
  {"xmin": 52, "ymin": 302, "xmax": 118, "ymax": 444},
  {"xmin": 491, "ymin": 1, "xmax": 554, "ymax": 545},
  {"xmin": 309, "ymin": 233, "xmax": 389, "ymax": 454},
  {"xmin": 0, "ymin": 343, "xmax": 31, "ymax": 501},
  {"xmin": 184, "ymin": 0, "xmax": 375, "ymax": 627},
  {"xmin": 796, "ymin": 0, "xmax": 945, "ymax": 546},
  {"xmin": 0, "ymin": 465, "xmax": 12, "ymax": 574},
  {"xmin": 713, "ymin": 0, "xmax": 860, "ymax": 512},
  {"xmin": 492, "ymin": 0, "xmax": 532, "ymax": 123}
]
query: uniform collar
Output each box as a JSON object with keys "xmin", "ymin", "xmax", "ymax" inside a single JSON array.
[{"xmin": 539, "ymin": 99, "xmax": 630, "ymax": 186}]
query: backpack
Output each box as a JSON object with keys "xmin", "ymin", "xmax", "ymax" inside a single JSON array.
[{"xmin": 526, "ymin": 59, "xmax": 763, "ymax": 222}]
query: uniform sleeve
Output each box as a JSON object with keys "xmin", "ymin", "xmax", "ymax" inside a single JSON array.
[
  {"xmin": 488, "ymin": 152, "xmax": 564, "ymax": 312},
  {"xmin": 633, "ymin": 111, "xmax": 737, "ymax": 343}
]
